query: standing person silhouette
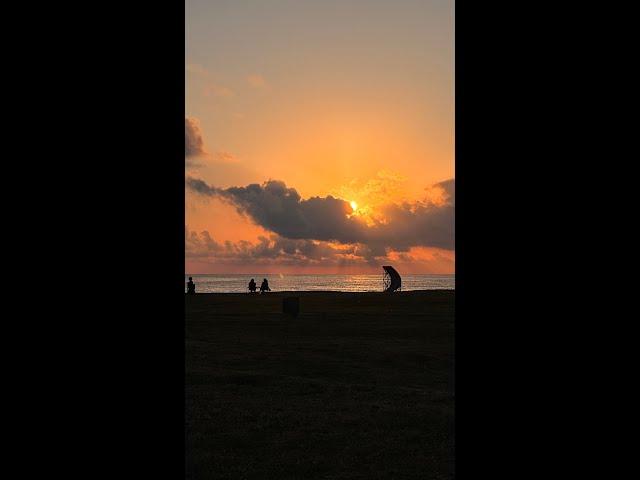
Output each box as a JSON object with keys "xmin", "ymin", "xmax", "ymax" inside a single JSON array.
[
  {"xmin": 260, "ymin": 278, "xmax": 271, "ymax": 293},
  {"xmin": 248, "ymin": 278, "xmax": 257, "ymax": 293},
  {"xmin": 186, "ymin": 276, "xmax": 196, "ymax": 294}
]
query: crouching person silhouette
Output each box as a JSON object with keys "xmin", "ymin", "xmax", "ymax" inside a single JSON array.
[
  {"xmin": 248, "ymin": 278, "xmax": 257, "ymax": 293},
  {"xmin": 260, "ymin": 278, "xmax": 271, "ymax": 293}
]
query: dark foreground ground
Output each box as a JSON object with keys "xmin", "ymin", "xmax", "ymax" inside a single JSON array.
[{"xmin": 186, "ymin": 290, "xmax": 454, "ymax": 480}]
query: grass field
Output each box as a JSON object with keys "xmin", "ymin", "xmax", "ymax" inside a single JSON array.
[{"xmin": 185, "ymin": 290, "xmax": 455, "ymax": 479}]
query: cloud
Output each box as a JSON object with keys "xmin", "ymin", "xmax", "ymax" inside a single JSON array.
[
  {"xmin": 186, "ymin": 228, "xmax": 351, "ymax": 264},
  {"xmin": 203, "ymin": 83, "xmax": 235, "ymax": 98},
  {"xmin": 186, "ymin": 229, "xmax": 376, "ymax": 267},
  {"xmin": 183, "ymin": 120, "xmax": 254, "ymax": 177},
  {"xmin": 185, "ymin": 228, "xmax": 454, "ymax": 272},
  {"xmin": 213, "ymin": 152, "xmax": 240, "ymax": 163},
  {"xmin": 186, "ymin": 176, "xmax": 217, "ymax": 195},
  {"xmin": 185, "ymin": 64, "xmax": 235, "ymax": 98},
  {"xmin": 185, "ymin": 117, "xmax": 205, "ymax": 159},
  {"xmin": 332, "ymin": 170, "xmax": 408, "ymax": 223},
  {"xmin": 424, "ymin": 178, "xmax": 455, "ymax": 207},
  {"xmin": 246, "ymin": 74, "xmax": 267, "ymax": 89},
  {"xmin": 186, "ymin": 177, "xmax": 454, "ymax": 252},
  {"xmin": 187, "ymin": 178, "xmax": 368, "ymax": 243},
  {"xmin": 436, "ymin": 178, "xmax": 455, "ymax": 200},
  {"xmin": 186, "ymin": 63, "xmax": 208, "ymax": 75}
]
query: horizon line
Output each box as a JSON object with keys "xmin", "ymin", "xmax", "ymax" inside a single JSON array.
[{"xmin": 184, "ymin": 272, "xmax": 456, "ymax": 276}]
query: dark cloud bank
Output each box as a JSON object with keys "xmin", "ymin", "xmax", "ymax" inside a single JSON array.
[
  {"xmin": 186, "ymin": 228, "xmax": 360, "ymax": 266},
  {"xmin": 186, "ymin": 177, "xmax": 454, "ymax": 261},
  {"xmin": 185, "ymin": 118, "xmax": 204, "ymax": 168}
]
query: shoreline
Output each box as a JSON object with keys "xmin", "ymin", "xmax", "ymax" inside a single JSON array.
[{"xmin": 185, "ymin": 289, "xmax": 455, "ymax": 295}]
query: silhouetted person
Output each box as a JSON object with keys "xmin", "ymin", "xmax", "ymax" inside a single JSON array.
[
  {"xmin": 248, "ymin": 278, "xmax": 257, "ymax": 293},
  {"xmin": 260, "ymin": 278, "xmax": 271, "ymax": 293},
  {"xmin": 186, "ymin": 276, "xmax": 196, "ymax": 294}
]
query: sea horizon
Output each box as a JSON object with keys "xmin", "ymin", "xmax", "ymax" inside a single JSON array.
[{"xmin": 185, "ymin": 273, "xmax": 455, "ymax": 293}]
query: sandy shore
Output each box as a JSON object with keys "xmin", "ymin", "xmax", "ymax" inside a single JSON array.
[{"xmin": 186, "ymin": 290, "xmax": 454, "ymax": 479}]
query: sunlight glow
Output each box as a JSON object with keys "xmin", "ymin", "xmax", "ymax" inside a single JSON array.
[{"xmin": 350, "ymin": 200, "xmax": 358, "ymax": 211}]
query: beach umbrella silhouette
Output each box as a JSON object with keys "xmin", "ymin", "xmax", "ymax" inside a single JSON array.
[{"xmin": 382, "ymin": 265, "xmax": 402, "ymax": 292}]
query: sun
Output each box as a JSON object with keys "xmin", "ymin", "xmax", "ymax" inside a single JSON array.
[{"xmin": 350, "ymin": 200, "xmax": 358, "ymax": 212}]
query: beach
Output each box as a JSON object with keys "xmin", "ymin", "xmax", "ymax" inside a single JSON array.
[{"xmin": 186, "ymin": 290, "xmax": 455, "ymax": 479}]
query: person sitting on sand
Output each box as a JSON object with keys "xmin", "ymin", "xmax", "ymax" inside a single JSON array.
[
  {"xmin": 248, "ymin": 278, "xmax": 257, "ymax": 293},
  {"xmin": 260, "ymin": 278, "xmax": 271, "ymax": 293},
  {"xmin": 186, "ymin": 276, "xmax": 196, "ymax": 294}
]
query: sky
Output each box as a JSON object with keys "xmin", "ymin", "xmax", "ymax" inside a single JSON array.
[{"xmin": 186, "ymin": 0, "xmax": 454, "ymax": 274}]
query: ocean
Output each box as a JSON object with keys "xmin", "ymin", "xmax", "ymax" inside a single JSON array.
[{"xmin": 185, "ymin": 274, "xmax": 455, "ymax": 293}]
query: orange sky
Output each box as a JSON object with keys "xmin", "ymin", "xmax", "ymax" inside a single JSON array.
[{"xmin": 186, "ymin": 0, "xmax": 454, "ymax": 274}]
